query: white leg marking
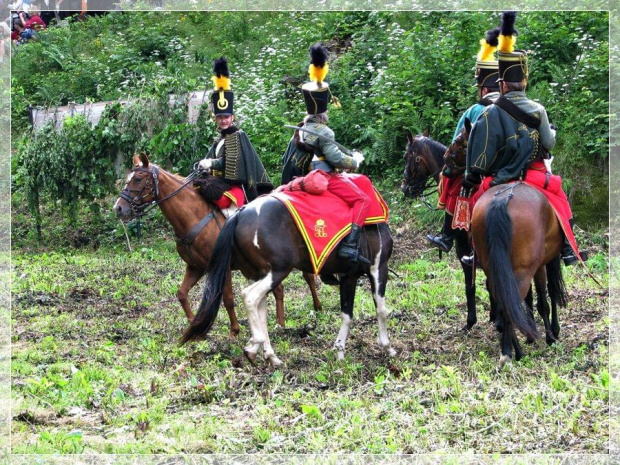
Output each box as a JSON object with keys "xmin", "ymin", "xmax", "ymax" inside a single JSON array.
[
  {"xmin": 374, "ymin": 294, "xmax": 395, "ymax": 356},
  {"xmin": 241, "ymin": 273, "xmax": 274, "ymax": 357},
  {"xmin": 334, "ymin": 313, "xmax": 352, "ymax": 361},
  {"xmin": 258, "ymin": 295, "xmax": 282, "ymax": 367}
]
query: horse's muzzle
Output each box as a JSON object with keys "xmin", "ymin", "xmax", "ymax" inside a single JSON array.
[
  {"xmin": 113, "ymin": 198, "xmax": 133, "ymax": 221},
  {"xmin": 400, "ymin": 181, "xmax": 416, "ymax": 199}
]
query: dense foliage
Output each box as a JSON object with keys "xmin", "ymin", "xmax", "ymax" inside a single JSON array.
[{"xmin": 10, "ymin": 11, "xmax": 609, "ymax": 233}]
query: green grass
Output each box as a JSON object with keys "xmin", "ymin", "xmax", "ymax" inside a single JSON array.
[{"xmin": 10, "ymin": 215, "xmax": 609, "ymax": 454}]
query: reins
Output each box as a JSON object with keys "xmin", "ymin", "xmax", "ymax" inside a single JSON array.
[{"xmin": 404, "ymin": 150, "xmax": 443, "ymax": 211}]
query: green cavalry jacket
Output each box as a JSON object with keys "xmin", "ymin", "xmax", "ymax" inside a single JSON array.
[{"xmin": 465, "ymin": 91, "xmax": 556, "ymax": 184}]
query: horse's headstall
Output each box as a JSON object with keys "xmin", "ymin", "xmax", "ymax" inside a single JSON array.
[{"xmin": 119, "ymin": 165, "xmax": 161, "ymax": 216}]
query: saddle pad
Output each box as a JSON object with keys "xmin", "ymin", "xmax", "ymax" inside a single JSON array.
[
  {"xmin": 473, "ymin": 169, "xmax": 580, "ymax": 258},
  {"xmin": 271, "ymin": 174, "xmax": 389, "ymax": 274}
]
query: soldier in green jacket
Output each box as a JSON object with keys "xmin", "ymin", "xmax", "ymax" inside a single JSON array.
[
  {"xmin": 426, "ymin": 26, "xmax": 501, "ymax": 253},
  {"xmin": 297, "ymin": 44, "xmax": 370, "ymax": 265},
  {"xmin": 462, "ymin": 12, "xmax": 579, "ymax": 266}
]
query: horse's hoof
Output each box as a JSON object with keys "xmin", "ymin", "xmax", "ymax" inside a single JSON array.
[
  {"xmin": 386, "ymin": 347, "xmax": 397, "ymax": 357},
  {"xmin": 498, "ymin": 354, "xmax": 510, "ymax": 368},
  {"xmin": 268, "ymin": 355, "xmax": 283, "ymax": 367},
  {"xmin": 337, "ymin": 351, "xmax": 345, "ymax": 361},
  {"xmin": 462, "ymin": 323, "xmax": 475, "ymax": 332},
  {"xmin": 244, "ymin": 349, "xmax": 257, "ymax": 365}
]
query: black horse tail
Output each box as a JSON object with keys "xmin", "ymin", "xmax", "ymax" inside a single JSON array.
[
  {"xmin": 180, "ymin": 213, "xmax": 240, "ymax": 344},
  {"xmin": 485, "ymin": 197, "xmax": 540, "ymax": 341},
  {"xmin": 546, "ymin": 256, "xmax": 568, "ymax": 308}
]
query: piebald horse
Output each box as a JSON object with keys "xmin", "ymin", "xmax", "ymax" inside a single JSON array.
[
  {"xmin": 181, "ymin": 193, "xmax": 396, "ymax": 366},
  {"xmin": 114, "ymin": 153, "xmax": 322, "ymax": 337}
]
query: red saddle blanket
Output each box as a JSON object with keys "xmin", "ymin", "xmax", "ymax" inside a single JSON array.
[
  {"xmin": 438, "ymin": 173, "xmax": 464, "ymax": 215},
  {"xmin": 271, "ymin": 174, "xmax": 389, "ymax": 273},
  {"xmin": 472, "ymin": 162, "xmax": 580, "ymax": 258}
]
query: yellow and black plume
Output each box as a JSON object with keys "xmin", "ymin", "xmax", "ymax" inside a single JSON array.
[
  {"xmin": 308, "ymin": 44, "xmax": 329, "ymax": 84},
  {"xmin": 498, "ymin": 11, "xmax": 517, "ymax": 53},
  {"xmin": 477, "ymin": 27, "xmax": 500, "ymax": 62},
  {"xmin": 212, "ymin": 56, "xmax": 231, "ymax": 91}
]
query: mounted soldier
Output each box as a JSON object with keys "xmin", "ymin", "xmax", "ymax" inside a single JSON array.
[
  {"xmin": 426, "ymin": 25, "xmax": 501, "ymax": 253},
  {"xmin": 197, "ymin": 57, "xmax": 273, "ymax": 217},
  {"xmin": 461, "ymin": 11, "xmax": 584, "ymax": 266},
  {"xmin": 289, "ymin": 43, "xmax": 370, "ymax": 265}
]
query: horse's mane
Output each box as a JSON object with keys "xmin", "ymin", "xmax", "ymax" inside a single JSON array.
[{"xmin": 420, "ymin": 136, "xmax": 447, "ymax": 155}]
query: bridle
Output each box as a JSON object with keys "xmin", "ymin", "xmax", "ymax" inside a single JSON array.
[
  {"xmin": 119, "ymin": 164, "xmax": 198, "ymax": 217},
  {"xmin": 403, "ymin": 142, "xmax": 443, "ymax": 209}
]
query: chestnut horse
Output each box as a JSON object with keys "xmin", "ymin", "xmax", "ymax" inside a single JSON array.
[
  {"xmin": 114, "ymin": 153, "xmax": 322, "ymax": 338},
  {"xmin": 401, "ymin": 130, "xmax": 478, "ymax": 330},
  {"xmin": 181, "ymin": 194, "xmax": 397, "ymax": 367}
]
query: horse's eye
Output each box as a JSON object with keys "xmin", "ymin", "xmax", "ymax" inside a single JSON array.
[{"xmin": 133, "ymin": 177, "xmax": 142, "ymax": 183}]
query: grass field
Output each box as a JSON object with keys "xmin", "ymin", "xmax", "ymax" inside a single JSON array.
[{"xmin": 10, "ymin": 192, "xmax": 610, "ymax": 456}]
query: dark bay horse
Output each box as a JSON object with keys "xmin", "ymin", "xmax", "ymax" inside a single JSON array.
[
  {"xmin": 113, "ymin": 153, "xmax": 322, "ymax": 338},
  {"xmin": 181, "ymin": 194, "xmax": 397, "ymax": 367},
  {"xmin": 401, "ymin": 130, "xmax": 478, "ymax": 330}
]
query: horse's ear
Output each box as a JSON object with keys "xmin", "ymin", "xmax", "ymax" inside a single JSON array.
[
  {"xmin": 423, "ymin": 127, "xmax": 430, "ymax": 138},
  {"xmin": 464, "ymin": 118, "xmax": 472, "ymax": 135},
  {"xmin": 133, "ymin": 154, "xmax": 141, "ymax": 166},
  {"xmin": 406, "ymin": 130, "xmax": 414, "ymax": 143},
  {"xmin": 139, "ymin": 152, "xmax": 150, "ymax": 168}
]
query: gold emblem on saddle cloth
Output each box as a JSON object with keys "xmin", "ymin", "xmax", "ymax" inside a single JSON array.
[{"xmin": 314, "ymin": 219, "xmax": 328, "ymax": 238}]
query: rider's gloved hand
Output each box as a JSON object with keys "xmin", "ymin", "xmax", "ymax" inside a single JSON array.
[
  {"xmin": 351, "ymin": 150, "xmax": 364, "ymax": 168},
  {"xmin": 549, "ymin": 123, "xmax": 557, "ymax": 139},
  {"xmin": 198, "ymin": 158, "xmax": 213, "ymax": 171},
  {"xmin": 461, "ymin": 172, "xmax": 481, "ymax": 191}
]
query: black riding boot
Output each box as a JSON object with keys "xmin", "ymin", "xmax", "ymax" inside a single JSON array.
[
  {"xmin": 426, "ymin": 213, "xmax": 454, "ymax": 253},
  {"xmin": 338, "ymin": 224, "xmax": 371, "ymax": 265},
  {"xmin": 561, "ymin": 218, "xmax": 581, "ymax": 266}
]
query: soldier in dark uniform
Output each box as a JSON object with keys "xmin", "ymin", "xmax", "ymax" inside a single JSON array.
[
  {"xmin": 296, "ymin": 43, "xmax": 370, "ymax": 264},
  {"xmin": 462, "ymin": 12, "xmax": 581, "ymax": 266},
  {"xmin": 426, "ymin": 26, "xmax": 502, "ymax": 253},
  {"xmin": 198, "ymin": 57, "xmax": 273, "ymax": 217}
]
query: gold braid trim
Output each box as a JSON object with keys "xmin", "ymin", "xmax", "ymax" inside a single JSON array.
[{"xmin": 224, "ymin": 132, "xmax": 241, "ymax": 180}]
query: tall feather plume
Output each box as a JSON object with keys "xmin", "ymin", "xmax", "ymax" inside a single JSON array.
[
  {"xmin": 308, "ymin": 44, "xmax": 329, "ymax": 84},
  {"xmin": 212, "ymin": 56, "xmax": 231, "ymax": 91},
  {"xmin": 477, "ymin": 27, "xmax": 500, "ymax": 61},
  {"xmin": 498, "ymin": 11, "xmax": 517, "ymax": 53}
]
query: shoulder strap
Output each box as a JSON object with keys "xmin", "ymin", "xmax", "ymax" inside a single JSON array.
[{"xmin": 494, "ymin": 96, "xmax": 541, "ymax": 129}]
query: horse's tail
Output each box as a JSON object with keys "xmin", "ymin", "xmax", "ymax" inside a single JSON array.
[
  {"xmin": 485, "ymin": 197, "xmax": 540, "ymax": 341},
  {"xmin": 546, "ymin": 256, "xmax": 568, "ymax": 308},
  {"xmin": 180, "ymin": 213, "xmax": 239, "ymax": 344}
]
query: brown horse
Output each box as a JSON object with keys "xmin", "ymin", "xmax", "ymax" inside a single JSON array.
[
  {"xmin": 180, "ymin": 193, "xmax": 396, "ymax": 367},
  {"xmin": 472, "ymin": 182, "xmax": 567, "ymax": 366},
  {"xmin": 459, "ymin": 116, "xmax": 568, "ymax": 366},
  {"xmin": 401, "ymin": 130, "xmax": 478, "ymax": 330},
  {"xmin": 113, "ymin": 153, "xmax": 322, "ymax": 338}
]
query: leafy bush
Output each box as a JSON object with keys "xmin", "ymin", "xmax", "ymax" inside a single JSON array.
[{"xmin": 11, "ymin": 10, "xmax": 609, "ymax": 242}]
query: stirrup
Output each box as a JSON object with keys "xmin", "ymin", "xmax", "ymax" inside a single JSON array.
[{"xmin": 461, "ymin": 253, "xmax": 475, "ymax": 267}]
